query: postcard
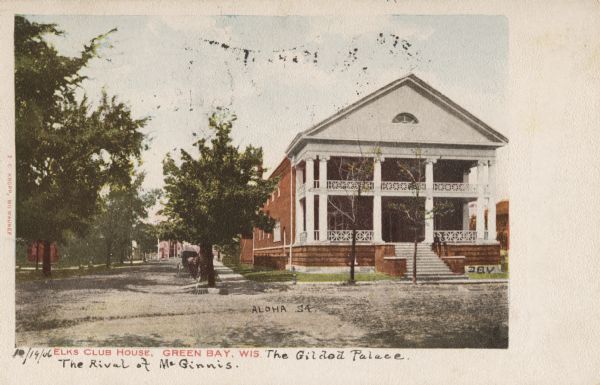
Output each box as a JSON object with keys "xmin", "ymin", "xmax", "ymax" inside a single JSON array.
[{"xmin": 1, "ymin": 1, "xmax": 599, "ymax": 384}]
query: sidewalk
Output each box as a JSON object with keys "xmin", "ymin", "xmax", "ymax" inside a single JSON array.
[{"xmin": 213, "ymin": 259, "xmax": 246, "ymax": 283}]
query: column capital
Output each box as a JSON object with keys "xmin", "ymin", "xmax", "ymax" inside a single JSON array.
[
  {"xmin": 477, "ymin": 160, "xmax": 488, "ymax": 167},
  {"xmin": 425, "ymin": 157, "xmax": 438, "ymax": 164},
  {"xmin": 487, "ymin": 159, "xmax": 496, "ymax": 167},
  {"xmin": 374, "ymin": 155, "xmax": 385, "ymax": 163},
  {"xmin": 291, "ymin": 156, "xmax": 303, "ymax": 168}
]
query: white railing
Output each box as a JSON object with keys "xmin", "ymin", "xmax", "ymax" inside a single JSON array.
[
  {"xmin": 313, "ymin": 230, "xmax": 320, "ymax": 241},
  {"xmin": 434, "ymin": 230, "xmax": 477, "ymax": 243},
  {"xmin": 380, "ymin": 181, "xmax": 426, "ymax": 192},
  {"xmin": 299, "ymin": 231, "xmax": 307, "ymax": 244},
  {"xmin": 327, "ymin": 230, "xmax": 374, "ymax": 243},
  {"xmin": 327, "ymin": 180, "xmax": 374, "ymax": 192},
  {"xmin": 433, "ymin": 182, "xmax": 478, "ymax": 194}
]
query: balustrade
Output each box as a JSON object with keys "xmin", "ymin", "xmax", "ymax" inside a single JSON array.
[
  {"xmin": 327, "ymin": 230, "xmax": 374, "ymax": 242},
  {"xmin": 433, "ymin": 182, "xmax": 478, "ymax": 194},
  {"xmin": 299, "ymin": 231, "xmax": 307, "ymax": 244},
  {"xmin": 434, "ymin": 230, "xmax": 477, "ymax": 243},
  {"xmin": 380, "ymin": 181, "xmax": 426, "ymax": 192},
  {"xmin": 327, "ymin": 180, "xmax": 374, "ymax": 192}
]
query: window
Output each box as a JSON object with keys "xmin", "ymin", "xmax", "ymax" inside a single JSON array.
[
  {"xmin": 273, "ymin": 221, "xmax": 281, "ymax": 242},
  {"xmin": 392, "ymin": 112, "xmax": 419, "ymax": 124}
]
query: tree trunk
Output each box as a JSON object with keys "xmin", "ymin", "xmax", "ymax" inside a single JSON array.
[
  {"xmin": 350, "ymin": 227, "xmax": 356, "ymax": 284},
  {"xmin": 199, "ymin": 245, "xmax": 209, "ymax": 281},
  {"xmin": 201, "ymin": 243, "xmax": 216, "ymax": 288},
  {"xmin": 106, "ymin": 241, "xmax": 112, "ymax": 268},
  {"xmin": 42, "ymin": 240, "xmax": 51, "ymax": 277},
  {"xmin": 35, "ymin": 241, "xmax": 39, "ymax": 271},
  {"xmin": 412, "ymin": 228, "xmax": 418, "ymax": 284}
]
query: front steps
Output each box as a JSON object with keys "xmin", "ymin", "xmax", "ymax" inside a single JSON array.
[{"xmin": 394, "ymin": 243, "xmax": 468, "ymax": 281}]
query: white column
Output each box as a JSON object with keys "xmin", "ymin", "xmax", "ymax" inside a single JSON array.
[
  {"xmin": 476, "ymin": 160, "xmax": 486, "ymax": 241},
  {"xmin": 424, "ymin": 158, "xmax": 436, "ymax": 243},
  {"xmin": 305, "ymin": 157, "xmax": 315, "ymax": 242},
  {"xmin": 318, "ymin": 157, "xmax": 329, "ymax": 242},
  {"xmin": 372, "ymin": 157, "xmax": 383, "ymax": 243},
  {"xmin": 462, "ymin": 170, "xmax": 470, "ymax": 230},
  {"xmin": 295, "ymin": 165, "xmax": 304, "ymax": 243},
  {"xmin": 487, "ymin": 160, "xmax": 497, "ymax": 241}
]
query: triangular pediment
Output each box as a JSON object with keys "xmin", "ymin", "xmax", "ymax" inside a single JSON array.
[{"xmin": 286, "ymin": 74, "xmax": 507, "ymax": 154}]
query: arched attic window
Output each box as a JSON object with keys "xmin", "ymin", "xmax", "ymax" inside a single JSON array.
[{"xmin": 392, "ymin": 112, "xmax": 419, "ymax": 124}]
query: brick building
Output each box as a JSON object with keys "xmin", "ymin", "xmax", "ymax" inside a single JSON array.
[{"xmin": 244, "ymin": 74, "xmax": 508, "ymax": 277}]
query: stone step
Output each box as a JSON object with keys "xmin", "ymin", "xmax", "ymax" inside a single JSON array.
[
  {"xmin": 402, "ymin": 274, "xmax": 468, "ymax": 281},
  {"xmin": 407, "ymin": 267, "xmax": 451, "ymax": 272},
  {"xmin": 407, "ymin": 261, "xmax": 448, "ymax": 265},
  {"xmin": 407, "ymin": 266, "xmax": 452, "ymax": 270}
]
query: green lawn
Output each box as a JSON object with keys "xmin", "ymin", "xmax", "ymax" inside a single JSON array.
[
  {"xmin": 225, "ymin": 263, "xmax": 397, "ymax": 283},
  {"xmin": 468, "ymin": 272, "xmax": 509, "ymax": 280}
]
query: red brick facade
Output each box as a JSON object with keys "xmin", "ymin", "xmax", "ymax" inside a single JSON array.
[
  {"xmin": 253, "ymin": 158, "xmax": 295, "ymax": 250},
  {"xmin": 239, "ymin": 237, "xmax": 253, "ymax": 264}
]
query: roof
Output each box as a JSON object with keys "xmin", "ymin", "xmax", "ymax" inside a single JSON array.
[
  {"xmin": 285, "ymin": 73, "xmax": 508, "ymax": 156},
  {"xmin": 266, "ymin": 157, "xmax": 290, "ymax": 180}
]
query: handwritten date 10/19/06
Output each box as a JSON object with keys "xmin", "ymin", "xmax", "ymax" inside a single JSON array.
[{"xmin": 251, "ymin": 304, "xmax": 313, "ymax": 313}]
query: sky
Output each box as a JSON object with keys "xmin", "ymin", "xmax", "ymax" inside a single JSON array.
[{"xmin": 27, "ymin": 15, "xmax": 509, "ymax": 210}]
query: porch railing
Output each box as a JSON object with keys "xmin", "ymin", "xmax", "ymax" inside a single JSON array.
[
  {"xmin": 381, "ymin": 181, "xmax": 426, "ymax": 192},
  {"xmin": 433, "ymin": 182, "xmax": 478, "ymax": 194},
  {"xmin": 301, "ymin": 180, "xmax": 488, "ymax": 195},
  {"xmin": 327, "ymin": 180, "xmax": 374, "ymax": 192},
  {"xmin": 299, "ymin": 231, "xmax": 307, "ymax": 244},
  {"xmin": 328, "ymin": 229, "xmax": 374, "ymax": 243},
  {"xmin": 434, "ymin": 230, "xmax": 477, "ymax": 243}
]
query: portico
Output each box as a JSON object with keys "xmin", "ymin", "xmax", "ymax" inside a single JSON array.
[{"xmin": 292, "ymin": 155, "xmax": 497, "ymax": 246}]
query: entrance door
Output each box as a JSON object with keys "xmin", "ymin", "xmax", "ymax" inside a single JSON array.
[{"xmin": 382, "ymin": 197, "xmax": 425, "ymax": 243}]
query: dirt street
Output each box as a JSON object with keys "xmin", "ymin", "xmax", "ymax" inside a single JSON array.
[{"xmin": 16, "ymin": 259, "xmax": 508, "ymax": 348}]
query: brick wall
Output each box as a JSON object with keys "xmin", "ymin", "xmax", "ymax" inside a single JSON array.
[
  {"xmin": 253, "ymin": 158, "xmax": 295, "ymax": 252},
  {"xmin": 443, "ymin": 244, "xmax": 501, "ymax": 265},
  {"xmin": 290, "ymin": 244, "xmax": 395, "ymax": 267},
  {"xmin": 374, "ymin": 245, "xmax": 406, "ymax": 277},
  {"xmin": 254, "ymin": 255, "xmax": 287, "ymax": 270},
  {"xmin": 239, "ymin": 237, "xmax": 253, "ymax": 264}
]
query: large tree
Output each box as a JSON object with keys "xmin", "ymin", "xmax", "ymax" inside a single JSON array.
[
  {"xmin": 15, "ymin": 16, "xmax": 147, "ymax": 275},
  {"xmin": 161, "ymin": 109, "xmax": 276, "ymax": 287},
  {"xmin": 97, "ymin": 173, "xmax": 160, "ymax": 266}
]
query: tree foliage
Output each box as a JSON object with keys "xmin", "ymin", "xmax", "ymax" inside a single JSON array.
[
  {"xmin": 161, "ymin": 109, "xmax": 277, "ymax": 286},
  {"xmin": 15, "ymin": 16, "xmax": 147, "ymax": 244},
  {"xmin": 97, "ymin": 173, "xmax": 160, "ymax": 265}
]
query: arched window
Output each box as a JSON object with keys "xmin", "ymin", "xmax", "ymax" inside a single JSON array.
[{"xmin": 392, "ymin": 112, "xmax": 419, "ymax": 124}]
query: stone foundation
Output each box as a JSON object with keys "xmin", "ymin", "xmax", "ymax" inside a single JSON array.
[
  {"xmin": 441, "ymin": 256, "xmax": 466, "ymax": 274},
  {"xmin": 289, "ymin": 244, "xmax": 395, "ymax": 267},
  {"xmin": 437, "ymin": 243, "xmax": 501, "ymax": 265},
  {"xmin": 254, "ymin": 254, "xmax": 287, "ymax": 270}
]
